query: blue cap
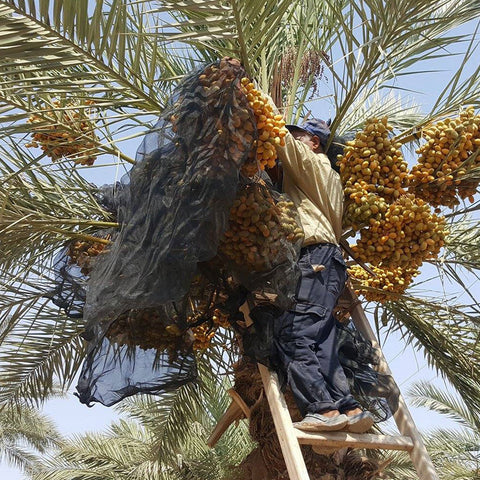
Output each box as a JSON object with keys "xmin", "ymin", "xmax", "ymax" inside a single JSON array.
[{"xmin": 286, "ymin": 118, "xmax": 331, "ymax": 146}]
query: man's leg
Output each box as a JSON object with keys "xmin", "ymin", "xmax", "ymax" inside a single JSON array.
[
  {"xmin": 272, "ymin": 244, "xmax": 351, "ymax": 416},
  {"xmin": 313, "ymin": 312, "xmax": 360, "ymax": 413},
  {"xmin": 273, "ymin": 306, "xmax": 338, "ymax": 416},
  {"xmin": 272, "ymin": 311, "xmax": 349, "ymax": 432}
]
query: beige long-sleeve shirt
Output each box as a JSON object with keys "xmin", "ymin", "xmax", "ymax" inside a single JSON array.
[{"xmin": 276, "ymin": 131, "xmax": 344, "ymax": 246}]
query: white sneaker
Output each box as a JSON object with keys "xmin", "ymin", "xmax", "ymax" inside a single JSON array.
[
  {"xmin": 346, "ymin": 411, "xmax": 374, "ymax": 433},
  {"xmin": 294, "ymin": 413, "xmax": 348, "ymax": 432}
]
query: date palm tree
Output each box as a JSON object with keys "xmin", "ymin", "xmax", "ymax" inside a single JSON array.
[{"xmin": 0, "ymin": 0, "xmax": 479, "ymax": 474}]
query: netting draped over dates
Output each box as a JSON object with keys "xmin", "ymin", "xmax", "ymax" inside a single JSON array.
[
  {"xmin": 83, "ymin": 61, "xmax": 254, "ymax": 330},
  {"xmin": 76, "ymin": 60, "xmax": 258, "ymax": 405}
]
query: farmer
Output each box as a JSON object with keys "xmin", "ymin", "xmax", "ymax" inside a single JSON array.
[{"xmin": 271, "ymin": 118, "xmax": 375, "ymax": 433}]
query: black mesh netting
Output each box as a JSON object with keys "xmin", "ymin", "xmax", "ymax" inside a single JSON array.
[
  {"xmin": 48, "ymin": 229, "xmax": 114, "ymax": 319},
  {"xmin": 336, "ymin": 321, "xmax": 399, "ymax": 421},
  {"xmin": 75, "ymin": 59, "xmax": 254, "ymax": 406},
  {"xmin": 55, "ymin": 59, "xmax": 303, "ymax": 406},
  {"xmin": 83, "ymin": 60, "xmax": 254, "ymax": 328},
  {"xmin": 49, "ymin": 245, "xmax": 87, "ymax": 319}
]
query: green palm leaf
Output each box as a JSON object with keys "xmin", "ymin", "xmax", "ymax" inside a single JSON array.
[
  {"xmin": 321, "ymin": 0, "xmax": 480, "ymax": 134},
  {"xmin": 381, "ymin": 296, "xmax": 480, "ymax": 415},
  {"xmin": 408, "ymin": 382, "xmax": 480, "ymax": 479},
  {"xmin": 409, "ymin": 380, "xmax": 479, "ymax": 429},
  {"xmin": 152, "ymin": 0, "xmax": 294, "ymax": 78},
  {"xmin": 0, "ymin": 399, "xmax": 61, "ymax": 474},
  {"xmin": 1, "ymin": 1, "xmax": 163, "ymax": 109},
  {"xmin": 385, "ymin": 381, "xmax": 480, "ymax": 479},
  {"xmin": 0, "ymin": 1, "xmax": 197, "ymax": 167},
  {"xmin": 0, "ymin": 289, "xmax": 85, "ymax": 404},
  {"xmin": 0, "ymin": 142, "xmax": 116, "ymax": 272},
  {"xmin": 441, "ymin": 215, "xmax": 480, "ymax": 272}
]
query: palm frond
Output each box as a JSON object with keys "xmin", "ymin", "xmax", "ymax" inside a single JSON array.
[
  {"xmin": 338, "ymin": 91, "xmax": 423, "ymax": 137},
  {"xmin": 0, "ymin": 263, "xmax": 85, "ymax": 404},
  {"xmin": 382, "ymin": 296, "xmax": 480, "ymax": 415},
  {"xmin": 0, "ymin": 400, "xmax": 62, "ymax": 473},
  {"xmin": 403, "ymin": 381, "xmax": 480, "ymax": 480},
  {"xmin": 0, "ymin": 1, "xmax": 166, "ymax": 109},
  {"xmin": 430, "ymin": 19, "xmax": 480, "ymax": 116},
  {"xmin": 384, "ymin": 425, "xmax": 480, "ymax": 480},
  {"xmin": 0, "ymin": 141, "xmax": 115, "ymax": 273},
  {"xmin": 317, "ymin": 0, "xmax": 480, "ymax": 135},
  {"xmin": 424, "ymin": 216, "xmax": 480, "ymax": 308},
  {"xmin": 30, "ymin": 357, "xmax": 253, "ymax": 480},
  {"xmin": 0, "ymin": 1, "xmax": 202, "ymax": 168},
  {"xmin": 0, "ymin": 444, "xmax": 41, "ymax": 473},
  {"xmin": 0, "ymin": 401, "xmax": 61, "ymax": 451},
  {"xmin": 441, "ymin": 215, "xmax": 480, "ymax": 272},
  {"xmin": 408, "ymin": 380, "xmax": 479, "ymax": 429},
  {"xmin": 149, "ymin": 0, "xmax": 305, "ymax": 91},
  {"xmin": 0, "ymin": 317, "xmax": 85, "ymax": 405},
  {"xmin": 32, "ymin": 418, "xmax": 165, "ymax": 480}
]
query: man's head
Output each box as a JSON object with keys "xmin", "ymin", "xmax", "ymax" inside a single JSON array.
[
  {"xmin": 286, "ymin": 118, "xmax": 331, "ymax": 153},
  {"xmin": 286, "ymin": 118, "xmax": 342, "ymax": 172}
]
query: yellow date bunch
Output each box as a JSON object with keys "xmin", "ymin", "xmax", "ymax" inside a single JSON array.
[
  {"xmin": 169, "ymin": 59, "xmax": 255, "ymax": 174},
  {"xmin": 186, "ymin": 274, "xmax": 232, "ymax": 351},
  {"xmin": 106, "ymin": 308, "xmax": 184, "ymax": 352},
  {"xmin": 348, "ymin": 264, "xmax": 419, "ymax": 303},
  {"xmin": 352, "ymin": 193, "xmax": 446, "ymax": 269},
  {"xmin": 67, "ymin": 236, "xmax": 110, "ymax": 275},
  {"xmin": 239, "ymin": 77, "xmax": 288, "ymax": 176},
  {"xmin": 343, "ymin": 180, "xmax": 389, "ymax": 231},
  {"xmin": 107, "ymin": 284, "xmax": 231, "ymax": 352},
  {"xmin": 338, "ymin": 117, "xmax": 451, "ymax": 302},
  {"xmin": 409, "ymin": 106, "xmax": 480, "ymax": 209},
  {"xmin": 339, "ymin": 117, "xmax": 409, "ymax": 206},
  {"xmin": 190, "ymin": 309, "xmax": 230, "ymax": 351},
  {"xmin": 26, "ymin": 100, "xmax": 99, "ymax": 165},
  {"xmin": 219, "ymin": 183, "xmax": 304, "ymax": 271}
]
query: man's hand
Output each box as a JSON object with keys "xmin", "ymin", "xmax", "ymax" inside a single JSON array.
[{"xmin": 220, "ymin": 56, "xmax": 241, "ymax": 68}]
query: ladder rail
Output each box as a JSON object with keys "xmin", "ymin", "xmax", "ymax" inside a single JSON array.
[
  {"xmin": 258, "ymin": 363, "xmax": 311, "ymax": 480},
  {"xmin": 347, "ymin": 287, "xmax": 440, "ymax": 480}
]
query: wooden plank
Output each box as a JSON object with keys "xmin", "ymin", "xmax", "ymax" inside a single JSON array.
[
  {"xmin": 207, "ymin": 400, "xmax": 244, "ymax": 448},
  {"xmin": 296, "ymin": 430, "xmax": 414, "ymax": 451},
  {"xmin": 228, "ymin": 388, "xmax": 251, "ymax": 419},
  {"xmin": 346, "ymin": 286, "xmax": 440, "ymax": 480},
  {"xmin": 258, "ymin": 363, "xmax": 311, "ymax": 480}
]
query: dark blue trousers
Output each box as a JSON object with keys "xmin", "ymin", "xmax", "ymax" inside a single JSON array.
[{"xmin": 272, "ymin": 243, "xmax": 360, "ymax": 416}]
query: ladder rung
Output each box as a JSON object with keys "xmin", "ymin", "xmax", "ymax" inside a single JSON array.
[{"xmin": 295, "ymin": 430, "xmax": 414, "ymax": 451}]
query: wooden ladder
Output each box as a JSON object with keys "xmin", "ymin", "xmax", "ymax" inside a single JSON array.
[{"xmin": 208, "ymin": 289, "xmax": 440, "ymax": 480}]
